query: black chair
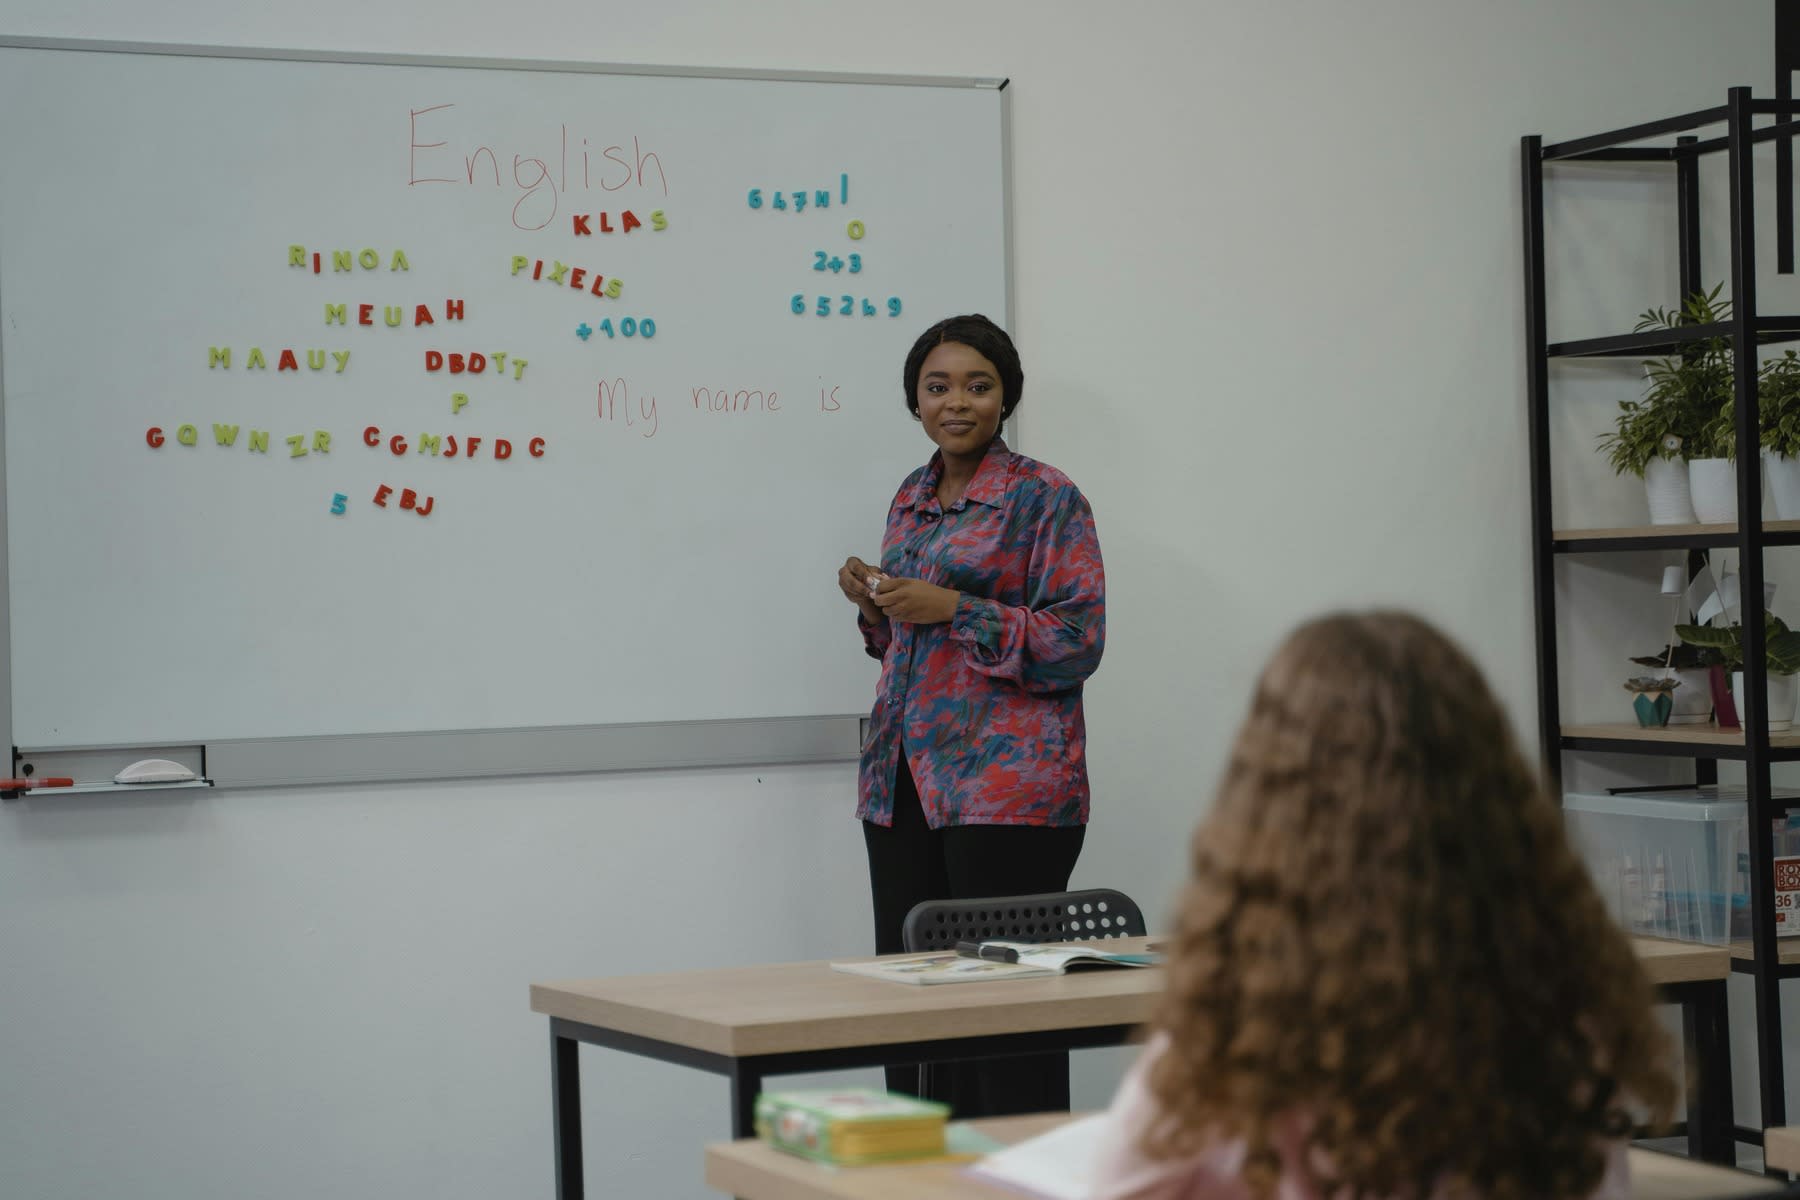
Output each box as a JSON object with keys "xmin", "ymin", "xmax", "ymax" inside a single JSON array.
[
  {"xmin": 901, "ymin": 888, "xmax": 1147, "ymax": 952},
  {"xmin": 895, "ymin": 889, "xmax": 1148, "ymax": 1114}
]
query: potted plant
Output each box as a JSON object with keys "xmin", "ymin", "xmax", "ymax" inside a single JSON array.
[
  {"xmin": 1763, "ymin": 348, "xmax": 1800, "ymax": 518},
  {"xmin": 1623, "ymin": 675, "xmax": 1681, "ymax": 728},
  {"xmin": 1676, "ymin": 612, "xmax": 1800, "ymax": 731},
  {"xmin": 1628, "ymin": 285, "xmax": 1735, "ymax": 523},
  {"xmin": 1628, "ymin": 643, "xmax": 1719, "ymax": 725}
]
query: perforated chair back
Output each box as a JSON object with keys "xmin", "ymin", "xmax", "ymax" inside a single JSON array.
[{"xmin": 900, "ymin": 888, "xmax": 1147, "ymax": 952}]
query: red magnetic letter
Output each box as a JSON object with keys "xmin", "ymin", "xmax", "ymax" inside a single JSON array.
[
  {"xmin": 358, "ymin": 304, "xmax": 373, "ymax": 326},
  {"xmin": 621, "ymin": 210, "xmax": 641, "ymax": 233},
  {"xmin": 572, "ymin": 214, "xmax": 591, "ymax": 235},
  {"xmin": 278, "ymin": 349, "xmax": 299, "ymax": 371},
  {"xmin": 363, "ymin": 425, "xmax": 381, "ymax": 447},
  {"xmin": 528, "ymin": 436, "xmax": 546, "ymax": 457},
  {"xmin": 147, "ymin": 427, "xmax": 165, "ymax": 448},
  {"xmin": 373, "ymin": 483, "xmax": 393, "ymax": 507},
  {"xmin": 426, "ymin": 350, "xmax": 443, "ymax": 371},
  {"xmin": 495, "ymin": 438, "xmax": 513, "ymax": 460}
]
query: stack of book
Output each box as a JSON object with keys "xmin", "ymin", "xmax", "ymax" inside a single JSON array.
[{"xmin": 754, "ymin": 1088, "xmax": 950, "ymax": 1165}]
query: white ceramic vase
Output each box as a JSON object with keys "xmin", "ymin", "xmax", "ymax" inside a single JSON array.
[
  {"xmin": 1732, "ymin": 670, "xmax": 1798, "ymax": 732},
  {"xmin": 1768, "ymin": 451, "xmax": 1800, "ymax": 520},
  {"xmin": 1661, "ymin": 667, "xmax": 1715, "ymax": 725},
  {"xmin": 1688, "ymin": 458, "xmax": 1738, "ymax": 524},
  {"xmin": 1643, "ymin": 456, "xmax": 1697, "ymax": 525}
]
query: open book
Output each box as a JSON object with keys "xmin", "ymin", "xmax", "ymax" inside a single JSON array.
[
  {"xmin": 829, "ymin": 941, "xmax": 1160, "ymax": 986},
  {"xmin": 964, "ymin": 1111, "xmax": 1108, "ymax": 1200}
]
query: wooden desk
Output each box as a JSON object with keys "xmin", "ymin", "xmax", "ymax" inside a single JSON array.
[
  {"xmin": 1630, "ymin": 938, "xmax": 1734, "ymax": 1165},
  {"xmin": 1764, "ymin": 1125, "xmax": 1800, "ymax": 1174},
  {"xmin": 705, "ymin": 1114, "xmax": 1780, "ymax": 1200},
  {"xmin": 530, "ymin": 935, "xmax": 1733, "ymax": 1198}
]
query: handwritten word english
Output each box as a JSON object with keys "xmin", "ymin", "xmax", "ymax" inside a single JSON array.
[{"xmin": 408, "ymin": 106, "xmax": 669, "ymax": 231}]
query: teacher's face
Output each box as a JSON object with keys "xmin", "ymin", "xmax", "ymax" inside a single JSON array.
[{"xmin": 916, "ymin": 342, "xmax": 1004, "ymax": 463}]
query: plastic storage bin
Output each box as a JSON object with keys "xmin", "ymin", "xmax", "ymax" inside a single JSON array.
[{"xmin": 1564, "ymin": 786, "xmax": 1800, "ymax": 945}]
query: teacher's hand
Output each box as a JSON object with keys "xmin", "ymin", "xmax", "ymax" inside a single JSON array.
[
  {"xmin": 838, "ymin": 556, "xmax": 885, "ymax": 623},
  {"xmin": 870, "ymin": 576, "xmax": 960, "ymax": 624}
]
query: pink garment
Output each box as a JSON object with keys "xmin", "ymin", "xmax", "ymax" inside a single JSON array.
[{"xmin": 1090, "ymin": 1038, "xmax": 1629, "ymax": 1200}]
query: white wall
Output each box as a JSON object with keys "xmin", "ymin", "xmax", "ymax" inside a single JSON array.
[{"xmin": 0, "ymin": 2, "xmax": 1783, "ymax": 1198}]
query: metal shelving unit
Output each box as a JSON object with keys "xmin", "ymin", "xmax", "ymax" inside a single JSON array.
[{"xmin": 1524, "ymin": 87, "xmax": 1800, "ymax": 1160}]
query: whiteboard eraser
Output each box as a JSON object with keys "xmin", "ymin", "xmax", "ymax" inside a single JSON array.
[{"xmin": 114, "ymin": 758, "xmax": 196, "ymax": 784}]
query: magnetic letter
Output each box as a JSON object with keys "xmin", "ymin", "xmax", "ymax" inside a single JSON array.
[
  {"xmin": 528, "ymin": 436, "xmax": 546, "ymax": 457},
  {"xmin": 650, "ymin": 209, "xmax": 667, "ymax": 231},
  {"xmin": 414, "ymin": 304, "xmax": 434, "ymax": 326},
  {"xmin": 448, "ymin": 354, "xmax": 465, "ymax": 374},
  {"xmin": 330, "ymin": 493, "xmax": 347, "ymax": 515},
  {"xmin": 621, "ymin": 210, "xmax": 641, "ymax": 233},
  {"xmin": 547, "ymin": 260, "xmax": 569, "ymax": 284},
  {"xmin": 384, "ymin": 306, "xmax": 403, "ymax": 327},
  {"xmin": 400, "ymin": 489, "xmax": 417, "ymax": 510},
  {"xmin": 598, "ymin": 213, "xmax": 614, "ymax": 233},
  {"xmin": 604, "ymin": 279, "xmax": 622, "ymax": 299},
  {"xmin": 278, "ymin": 349, "xmax": 299, "ymax": 371},
  {"xmin": 208, "ymin": 347, "xmax": 230, "ymax": 369},
  {"xmin": 248, "ymin": 430, "xmax": 270, "ymax": 453},
  {"xmin": 358, "ymin": 304, "xmax": 374, "ymax": 326},
  {"xmin": 325, "ymin": 304, "xmax": 347, "ymax": 325},
  {"xmin": 466, "ymin": 436, "xmax": 482, "ymax": 457},
  {"xmin": 313, "ymin": 430, "xmax": 331, "ymax": 453},
  {"xmin": 494, "ymin": 438, "xmax": 513, "ymax": 460},
  {"xmin": 358, "ymin": 248, "xmax": 379, "ymax": 270},
  {"xmin": 468, "ymin": 353, "xmax": 486, "ymax": 374},
  {"xmin": 389, "ymin": 435, "xmax": 408, "ymax": 455},
  {"xmin": 177, "ymin": 425, "xmax": 198, "ymax": 446},
  {"xmin": 307, "ymin": 350, "xmax": 326, "ymax": 370},
  {"xmin": 289, "ymin": 245, "xmax": 306, "ymax": 267},
  {"xmin": 390, "ymin": 249, "xmax": 409, "ymax": 270},
  {"xmin": 373, "ymin": 484, "xmax": 393, "ymax": 507},
  {"xmin": 426, "ymin": 350, "xmax": 444, "ymax": 371},
  {"xmin": 332, "ymin": 351, "xmax": 351, "ymax": 373},
  {"xmin": 247, "ymin": 348, "xmax": 268, "ymax": 370},
  {"xmin": 213, "ymin": 424, "xmax": 240, "ymax": 446},
  {"xmin": 510, "ymin": 255, "xmax": 529, "ymax": 275},
  {"xmin": 333, "ymin": 250, "xmax": 353, "ymax": 272},
  {"xmin": 414, "ymin": 496, "xmax": 434, "ymax": 517},
  {"xmin": 568, "ymin": 268, "xmax": 586, "ymax": 290},
  {"xmin": 445, "ymin": 299, "xmax": 464, "ymax": 321},
  {"xmin": 451, "ymin": 392, "xmax": 469, "ymax": 414},
  {"xmin": 287, "ymin": 435, "xmax": 308, "ymax": 458},
  {"xmin": 146, "ymin": 427, "xmax": 165, "ymax": 448},
  {"xmin": 418, "ymin": 432, "xmax": 441, "ymax": 456},
  {"xmin": 572, "ymin": 214, "xmax": 591, "ymax": 235},
  {"xmin": 363, "ymin": 426, "xmax": 381, "ymax": 447}
]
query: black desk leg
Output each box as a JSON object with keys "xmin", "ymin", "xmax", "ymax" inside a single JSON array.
[
  {"xmin": 1683, "ymin": 979, "xmax": 1736, "ymax": 1165},
  {"xmin": 552, "ymin": 1029, "xmax": 584, "ymax": 1200},
  {"xmin": 729, "ymin": 1061, "xmax": 763, "ymax": 1140}
]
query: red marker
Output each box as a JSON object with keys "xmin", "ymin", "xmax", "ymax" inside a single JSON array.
[{"xmin": 0, "ymin": 777, "xmax": 74, "ymax": 789}]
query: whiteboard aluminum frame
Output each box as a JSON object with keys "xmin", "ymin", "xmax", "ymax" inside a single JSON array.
[{"xmin": 0, "ymin": 37, "xmax": 1013, "ymax": 786}]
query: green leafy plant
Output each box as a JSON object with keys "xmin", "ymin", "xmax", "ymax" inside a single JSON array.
[
  {"xmin": 1630, "ymin": 644, "xmax": 1722, "ymax": 671},
  {"xmin": 1623, "ymin": 676, "xmax": 1681, "ymax": 693},
  {"xmin": 1676, "ymin": 612, "xmax": 1800, "ymax": 675},
  {"xmin": 1599, "ymin": 284, "xmax": 1734, "ymax": 473},
  {"xmin": 1762, "ymin": 349, "xmax": 1800, "ymax": 459}
]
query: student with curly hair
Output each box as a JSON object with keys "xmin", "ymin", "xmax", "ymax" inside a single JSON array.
[{"xmin": 1091, "ymin": 611, "xmax": 1675, "ymax": 1200}]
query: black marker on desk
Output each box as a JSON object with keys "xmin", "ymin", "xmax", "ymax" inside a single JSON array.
[{"xmin": 955, "ymin": 941, "xmax": 1019, "ymax": 963}]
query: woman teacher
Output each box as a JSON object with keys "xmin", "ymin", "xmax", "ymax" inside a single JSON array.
[{"xmin": 837, "ymin": 313, "xmax": 1106, "ymax": 1116}]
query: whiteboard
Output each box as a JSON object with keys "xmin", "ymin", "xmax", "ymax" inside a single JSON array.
[{"xmin": 0, "ymin": 39, "xmax": 1009, "ymax": 763}]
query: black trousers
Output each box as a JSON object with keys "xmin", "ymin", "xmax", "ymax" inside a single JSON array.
[{"xmin": 862, "ymin": 751, "xmax": 1086, "ymax": 1117}]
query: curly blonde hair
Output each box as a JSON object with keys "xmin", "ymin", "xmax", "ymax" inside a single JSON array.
[{"xmin": 1146, "ymin": 611, "xmax": 1675, "ymax": 1200}]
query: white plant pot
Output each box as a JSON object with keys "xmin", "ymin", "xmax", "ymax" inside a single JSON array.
[
  {"xmin": 1732, "ymin": 670, "xmax": 1798, "ymax": 732},
  {"xmin": 1644, "ymin": 456, "xmax": 1697, "ymax": 525},
  {"xmin": 1769, "ymin": 451, "xmax": 1800, "ymax": 520},
  {"xmin": 1660, "ymin": 667, "xmax": 1715, "ymax": 725},
  {"xmin": 1688, "ymin": 458, "xmax": 1738, "ymax": 524}
]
